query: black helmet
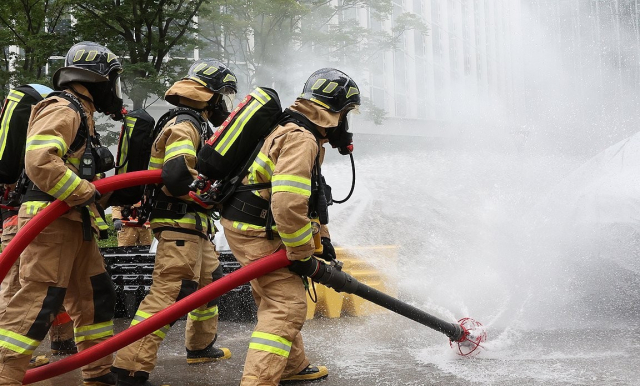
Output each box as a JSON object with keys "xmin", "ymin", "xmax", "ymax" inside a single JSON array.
[
  {"xmin": 53, "ymin": 41, "xmax": 123, "ymax": 90},
  {"xmin": 300, "ymin": 68, "xmax": 360, "ymax": 113},
  {"xmin": 185, "ymin": 59, "xmax": 238, "ymax": 95}
]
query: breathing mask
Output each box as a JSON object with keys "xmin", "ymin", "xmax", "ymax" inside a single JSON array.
[
  {"xmin": 207, "ymin": 90, "xmax": 236, "ymax": 126},
  {"xmin": 91, "ymin": 74, "xmax": 124, "ymax": 120},
  {"xmin": 327, "ymin": 106, "xmax": 358, "ymax": 155}
]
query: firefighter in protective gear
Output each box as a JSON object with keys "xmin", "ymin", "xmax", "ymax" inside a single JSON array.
[
  {"xmin": 0, "ymin": 41, "xmax": 122, "ymax": 386},
  {"xmin": 1, "ymin": 184, "xmax": 77, "ymax": 367},
  {"xmin": 220, "ymin": 67, "xmax": 360, "ymax": 385},
  {"xmin": 111, "ymin": 59, "xmax": 237, "ymax": 386},
  {"xmin": 111, "ymin": 204, "xmax": 153, "ymax": 247}
]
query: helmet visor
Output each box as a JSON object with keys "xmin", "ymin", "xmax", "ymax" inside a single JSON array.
[
  {"xmin": 114, "ymin": 77, "xmax": 122, "ymax": 99},
  {"xmin": 221, "ymin": 91, "xmax": 236, "ymax": 112}
]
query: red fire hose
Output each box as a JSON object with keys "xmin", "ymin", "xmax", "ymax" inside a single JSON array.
[
  {"xmin": 0, "ymin": 170, "xmax": 292, "ymax": 384},
  {"xmin": 24, "ymin": 249, "xmax": 289, "ymax": 384},
  {"xmin": 0, "ymin": 170, "xmax": 162, "ymax": 280}
]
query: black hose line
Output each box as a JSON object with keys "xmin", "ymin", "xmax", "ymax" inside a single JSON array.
[
  {"xmin": 305, "ymin": 260, "xmax": 465, "ymax": 342},
  {"xmin": 333, "ymin": 153, "xmax": 355, "ymax": 204}
]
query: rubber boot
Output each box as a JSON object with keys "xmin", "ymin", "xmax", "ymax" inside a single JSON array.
[
  {"xmin": 280, "ymin": 365, "xmax": 329, "ymax": 383},
  {"xmin": 115, "ymin": 376, "xmax": 154, "ymax": 386},
  {"xmin": 51, "ymin": 338, "xmax": 78, "ymax": 355},
  {"xmin": 83, "ymin": 371, "xmax": 117, "ymax": 386},
  {"xmin": 112, "ymin": 367, "xmax": 156, "ymax": 386},
  {"xmin": 27, "ymin": 355, "xmax": 49, "ymax": 368},
  {"xmin": 185, "ymin": 338, "xmax": 232, "ymax": 364}
]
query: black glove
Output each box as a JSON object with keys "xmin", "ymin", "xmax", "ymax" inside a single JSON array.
[
  {"xmin": 314, "ymin": 237, "xmax": 336, "ymax": 262},
  {"xmin": 289, "ymin": 257, "xmax": 321, "ymax": 278},
  {"xmin": 288, "ymin": 256, "xmax": 358, "ymax": 293},
  {"xmin": 113, "ymin": 218, "xmax": 123, "ymax": 231}
]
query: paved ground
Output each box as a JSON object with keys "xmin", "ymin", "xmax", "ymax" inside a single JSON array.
[{"xmin": 27, "ymin": 313, "xmax": 640, "ymax": 386}]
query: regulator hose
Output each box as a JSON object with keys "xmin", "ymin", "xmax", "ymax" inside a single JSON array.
[{"xmin": 332, "ymin": 152, "xmax": 355, "ymax": 204}]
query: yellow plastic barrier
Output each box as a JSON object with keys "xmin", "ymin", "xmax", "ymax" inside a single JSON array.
[{"xmin": 306, "ymin": 245, "xmax": 398, "ymax": 319}]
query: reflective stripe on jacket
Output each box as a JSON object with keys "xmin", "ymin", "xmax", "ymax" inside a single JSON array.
[
  {"xmin": 22, "ymin": 84, "xmax": 100, "ymax": 228},
  {"xmin": 148, "ymin": 115, "xmax": 210, "ymax": 234},
  {"xmin": 221, "ymin": 122, "xmax": 320, "ymax": 261}
]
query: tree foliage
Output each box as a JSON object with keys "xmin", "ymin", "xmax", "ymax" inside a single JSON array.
[
  {"xmin": 69, "ymin": 0, "xmax": 207, "ymax": 109},
  {"xmin": 199, "ymin": 0, "xmax": 427, "ymax": 120},
  {"xmin": 1, "ymin": 0, "xmax": 427, "ymax": 122},
  {"xmin": 0, "ymin": 0, "xmax": 72, "ymax": 99}
]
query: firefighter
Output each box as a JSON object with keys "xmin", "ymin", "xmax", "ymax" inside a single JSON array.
[
  {"xmin": 1, "ymin": 183, "xmax": 77, "ymax": 367},
  {"xmin": 0, "ymin": 41, "xmax": 123, "ymax": 386},
  {"xmin": 111, "ymin": 59, "xmax": 237, "ymax": 386},
  {"xmin": 220, "ymin": 68, "xmax": 360, "ymax": 385},
  {"xmin": 112, "ymin": 204, "xmax": 153, "ymax": 247}
]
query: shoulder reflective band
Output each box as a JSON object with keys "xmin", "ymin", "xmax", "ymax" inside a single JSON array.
[
  {"xmin": 165, "ymin": 139, "xmax": 196, "ymax": 160},
  {"xmin": 271, "ymin": 175, "xmax": 311, "ymax": 197},
  {"xmin": 248, "ymin": 152, "xmax": 275, "ymax": 184},
  {"xmin": 26, "ymin": 134, "xmax": 68, "ymax": 157}
]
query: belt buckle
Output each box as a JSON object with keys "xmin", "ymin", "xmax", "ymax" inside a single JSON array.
[{"xmin": 260, "ymin": 209, "xmax": 268, "ymax": 219}]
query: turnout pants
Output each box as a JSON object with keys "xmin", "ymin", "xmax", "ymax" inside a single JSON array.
[
  {"xmin": 0, "ymin": 218, "xmax": 74, "ymax": 345},
  {"xmin": 113, "ymin": 229, "xmax": 221, "ymax": 375},
  {"xmin": 0, "ymin": 215, "xmax": 116, "ymax": 386},
  {"xmin": 117, "ymin": 226, "xmax": 153, "ymax": 247},
  {"xmin": 224, "ymin": 230, "xmax": 309, "ymax": 386}
]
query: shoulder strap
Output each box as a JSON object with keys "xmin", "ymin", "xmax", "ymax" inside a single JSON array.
[
  {"xmin": 280, "ymin": 108, "xmax": 324, "ymax": 139},
  {"xmin": 156, "ymin": 107, "xmax": 210, "ymax": 149},
  {"xmin": 52, "ymin": 91, "xmax": 89, "ymax": 158}
]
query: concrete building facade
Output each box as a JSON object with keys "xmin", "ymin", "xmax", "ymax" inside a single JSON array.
[{"xmin": 352, "ymin": 0, "xmax": 524, "ymax": 135}]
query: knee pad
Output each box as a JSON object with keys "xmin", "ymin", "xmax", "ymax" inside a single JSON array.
[
  {"xmin": 205, "ymin": 265, "xmax": 224, "ymax": 308},
  {"xmin": 211, "ymin": 264, "xmax": 224, "ymax": 282},
  {"xmin": 176, "ymin": 279, "xmax": 198, "ymax": 302},
  {"xmin": 27, "ymin": 286, "xmax": 66, "ymax": 341},
  {"xmin": 91, "ymin": 272, "xmax": 116, "ymax": 323}
]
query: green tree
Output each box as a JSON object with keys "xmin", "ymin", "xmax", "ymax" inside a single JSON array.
[
  {"xmin": 198, "ymin": 0, "xmax": 426, "ymax": 122},
  {"xmin": 70, "ymin": 0, "xmax": 209, "ymax": 110},
  {"xmin": 0, "ymin": 0, "xmax": 72, "ymax": 99}
]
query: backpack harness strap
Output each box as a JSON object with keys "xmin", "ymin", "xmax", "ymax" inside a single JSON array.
[
  {"xmin": 20, "ymin": 92, "xmax": 101, "ymax": 241},
  {"xmin": 22, "ymin": 92, "xmax": 89, "ymax": 203},
  {"xmin": 147, "ymin": 108, "xmax": 211, "ymax": 234},
  {"xmin": 152, "ymin": 226, "xmax": 210, "ymax": 241},
  {"xmin": 220, "ymin": 109, "xmax": 325, "ymax": 239},
  {"xmin": 149, "ymin": 190, "xmax": 210, "ymax": 233}
]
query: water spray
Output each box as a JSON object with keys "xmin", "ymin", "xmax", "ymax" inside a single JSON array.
[
  {"xmin": 0, "ymin": 169, "xmax": 485, "ymax": 385},
  {"xmin": 296, "ymin": 257, "xmax": 487, "ymax": 356}
]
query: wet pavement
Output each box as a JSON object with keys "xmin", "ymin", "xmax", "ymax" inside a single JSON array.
[{"xmin": 28, "ymin": 313, "xmax": 640, "ymax": 386}]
